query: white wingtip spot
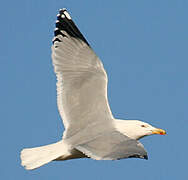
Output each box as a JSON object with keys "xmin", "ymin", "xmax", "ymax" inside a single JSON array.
[
  {"xmin": 56, "ymin": 20, "xmax": 59, "ymax": 23},
  {"xmin": 61, "ymin": 14, "xmax": 65, "ymax": 18},
  {"xmin": 64, "ymin": 11, "xmax": 71, "ymax": 20},
  {"xmin": 57, "ymin": 14, "xmax": 60, "ymax": 17}
]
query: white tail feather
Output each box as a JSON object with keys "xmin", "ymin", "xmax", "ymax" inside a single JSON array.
[{"xmin": 20, "ymin": 141, "xmax": 68, "ymax": 170}]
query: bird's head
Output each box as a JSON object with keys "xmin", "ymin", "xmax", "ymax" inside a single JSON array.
[{"xmin": 115, "ymin": 120, "xmax": 166, "ymax": 140}]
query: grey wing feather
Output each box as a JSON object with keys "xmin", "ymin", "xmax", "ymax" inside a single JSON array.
[
  {"xmin": 76, "ymin": 131, "xmax": 148, "ymax": 160},
  {"xmin": 51, "ymin": 9, "xmax": 114, "ymax": 139}
]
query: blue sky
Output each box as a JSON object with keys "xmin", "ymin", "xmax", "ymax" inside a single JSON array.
[{"xmin": 1, "ymin": 0, "xmax": 187, "ymax": 179}]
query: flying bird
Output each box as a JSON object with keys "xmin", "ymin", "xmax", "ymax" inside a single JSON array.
[{"xmin": 20, "ymin": 9, "xmax": 166, "ymax": 170}]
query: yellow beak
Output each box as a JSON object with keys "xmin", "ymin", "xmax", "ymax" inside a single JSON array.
[{"xmin": 152, "ymin": 128, "xmax": 166, "ymax": 135}]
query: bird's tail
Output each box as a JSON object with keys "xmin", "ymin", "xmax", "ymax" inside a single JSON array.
[{"xmin": 20, "ymin": 140, "xmax": 68, "ymax": 170}]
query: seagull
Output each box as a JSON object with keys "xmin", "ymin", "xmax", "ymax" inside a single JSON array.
[{"xmin": 20, "ymin": 9, "xmax": 166, "ymax": 170}]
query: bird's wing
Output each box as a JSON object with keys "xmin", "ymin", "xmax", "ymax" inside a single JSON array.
[
  {"xmin": 51, "ymin": 9, "xmax": 114, "ymax": 139},
  {"xmin": 75, "ymin": 130, "xmax": 148, "ymax": 160}
]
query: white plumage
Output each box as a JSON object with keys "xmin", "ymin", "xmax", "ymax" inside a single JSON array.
[{"xmin": 21, "ymin": 141, "xmax": 69, "ymax": 170}]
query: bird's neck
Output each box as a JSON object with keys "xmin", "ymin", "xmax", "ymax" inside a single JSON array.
[{"xmin": 114, "ymin": 119, "xmax": 142, "ymax": 140}]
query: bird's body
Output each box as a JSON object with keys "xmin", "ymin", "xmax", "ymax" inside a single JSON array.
[{"xmin": 20, "ymin": 9, "xmax": 166, "ymax": 170}]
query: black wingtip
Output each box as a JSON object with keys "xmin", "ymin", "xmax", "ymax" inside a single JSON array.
[
  {"xmin": 53, "ymin": 8, "xmax": 90, "ymax": 46},
  {"xmin": 143, "ymin": 154, "xmax": 148, "ymax": 160},
  {"xmin": 128, "ymin": 154, "xmax": 148, "ymax": 160}
]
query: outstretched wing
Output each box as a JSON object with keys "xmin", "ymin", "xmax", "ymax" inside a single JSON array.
[{"xmin": 51, "ymin": 9, "xmax": 114, "ymax": 139}]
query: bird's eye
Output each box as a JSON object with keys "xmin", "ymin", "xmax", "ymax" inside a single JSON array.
[{"xmin": 141, "ymin": 125, "xmax": 146, "ymax": 128}]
